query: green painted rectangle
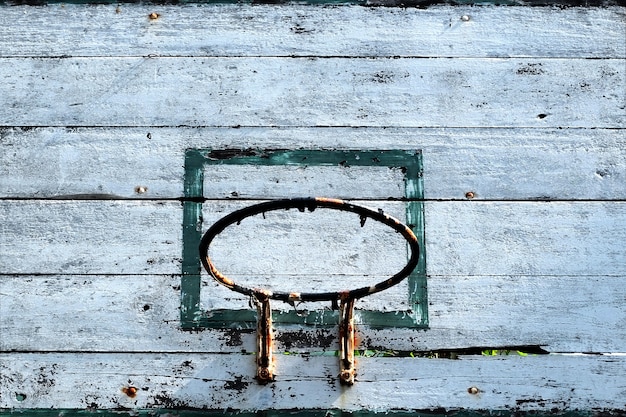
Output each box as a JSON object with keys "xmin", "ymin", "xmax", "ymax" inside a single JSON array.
[{"xmin": 181, "ymin": 149, "xmax": 426, "ymax": 330}]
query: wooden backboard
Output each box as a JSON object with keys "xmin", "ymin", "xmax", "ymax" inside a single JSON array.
[{"xmin": 1, "ymin": 2, "xmax": 625, "ymax": 415}]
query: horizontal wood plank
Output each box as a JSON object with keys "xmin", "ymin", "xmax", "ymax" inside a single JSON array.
[
  {"xmin": 2, "ymin": 200, "xmax": 625, "ymax": 276},
  {"xmin": 0, "ymin": 5, "xmax": 623, "ymax": 58},
  {"xmin": 425, "ymin": 201, "xmax": 626, "ymax": 276},
  {"xmin": 1, "ymin": 58, "xmax": 623, "ymax": 128},
  {"xmin": 0, "ymin": 200, "xmax": 182, "ymax": 275},
  {"xmin": 1, "ymin": 353, "xmax": 625, "ymax": 410},
  {"xmin": 2, "ymin": 274, "xmax": 624, "ymax": 353},
  {"xmin": 1, "ymin": 127, "xmax": 625, "ymax": 200}
]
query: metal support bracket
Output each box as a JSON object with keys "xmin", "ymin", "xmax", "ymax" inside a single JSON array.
[
  {"xmin": 339, "ymin": 297, "xmax": 356, "ymax": 385},
  {"xmin": 199, "ymin": 198, "xmax": 420, "ymax": 386},
  {"xmin": 255, "ymin": 294, "xmax": 357, "ymax": 386},
  {"xmin": 255, "ymin": 291, "xmax": 275, "ymax": 384}
]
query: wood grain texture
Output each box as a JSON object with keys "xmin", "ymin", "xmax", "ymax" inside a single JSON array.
[
  {"xmin": 1, "ymin": 127, "xmax": 624, "ymax": 200},
  {"xmin": 0, "ymin": 5, "xmax": 624, "ymax": 58},
  {"xmin": 1, "ymin": 274, "xmax": 624, "ymax": 353},
  {"xmin": 0, "ymin": 201, "xmax": 181, "ymax": 275},
  {"xmin": 0, "ymin": 57, "xmax": 623, "ymax": 128},
  {"xmin": 2, "ymin": 200, "xmax": 624, "ymax": 276},
  {"xmin": 426, "ymin": 201, "xmax": 626, "ymax": 276},
  {"xmin": 2, "ymin": 353, "xmax": 625, "ymax": 410}
]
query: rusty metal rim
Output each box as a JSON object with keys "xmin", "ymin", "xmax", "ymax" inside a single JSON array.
[{"xmin": 199, "ymin": 197, "xmax": 419, "ymax": 303}]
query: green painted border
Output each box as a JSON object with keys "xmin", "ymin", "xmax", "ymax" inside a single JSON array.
[
  {"xmin": 182, "ymin": 149, "xmax": 426, "ymax": 330},
  {"xmin": 2, "ymin": 409, "xmax": 621, "ymax": 417}
]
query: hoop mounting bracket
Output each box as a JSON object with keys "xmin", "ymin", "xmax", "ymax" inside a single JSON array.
[
  {"xmin": 199, "ymin": 197, "xmax": 419, "ymax": 386},
  {"xmin": 254, "ymin": 291, "xmax": 275, "ymax": 384},
  {"xmin": 339, "ymin": 297, "xmax": 356, "ymax": 385}
]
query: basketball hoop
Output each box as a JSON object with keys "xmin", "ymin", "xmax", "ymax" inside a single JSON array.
[{"xmin": 199, "ymin": 197, "xmax": 420, "ymax": 385}]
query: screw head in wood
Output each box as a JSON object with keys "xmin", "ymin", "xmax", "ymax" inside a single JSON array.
[{"xmin": 122, "ymin": 386, "xmax": 138, "ymax": 398}]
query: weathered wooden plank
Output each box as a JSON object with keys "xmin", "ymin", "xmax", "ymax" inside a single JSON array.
[
  {"xmin": 1, "ymin": 127, "xmax": 625, "ymax": 200},
  {"xmin": 0, "ymin": 200, "xmax": 413, "ymax": 276},
  {"xmin": 0, "ymin": 5, "xmax": 623, "ymax": 58},
  {"xmin": 2, "ymin": 274, "xmax": 624, "ymax": 352},
  {"xmin": 1, "ymin": 58, "xmax": 623, "ymax": 128},
  {"xmin": 0, "ymin": 410, "xmax": 620, "ymax": 417},
  {"xmin": 2, "ymin": 201, "xmax": 625, "ymax": 276},
  {"xmin": 2, "ymin": 353, "xmax": 625, "ymax": 410},
  {"xmin": 0, "ymin": 201, "xmax": 182, "ymax": 275},
  {"xmin": 425, "ymin": 201, "xmax": 626, "ymax": 276}
]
